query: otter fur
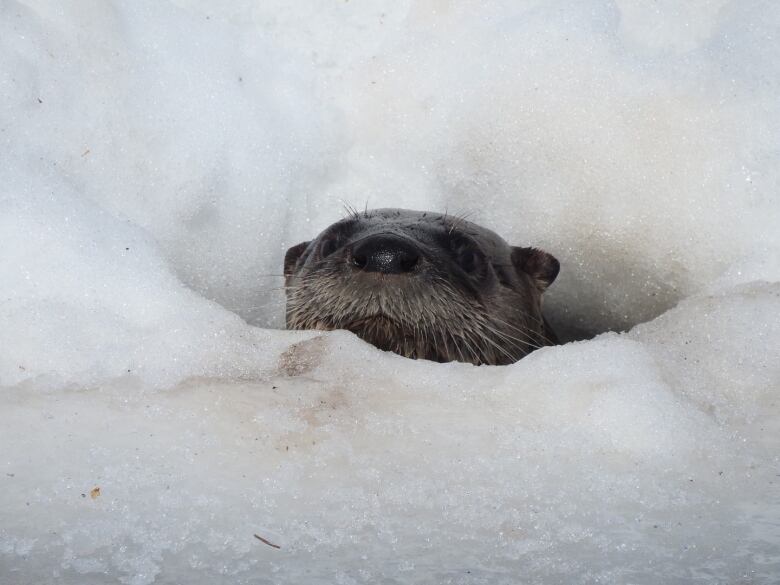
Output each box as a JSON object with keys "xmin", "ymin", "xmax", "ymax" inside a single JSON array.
[{"xmin": 283, "ymin": 208, "xmax": 559, "ymax": 365}]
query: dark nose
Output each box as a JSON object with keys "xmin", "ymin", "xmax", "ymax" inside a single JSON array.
[{"xmin": 351, "ymin": 234, "xmax": 420, "ymax": 274}]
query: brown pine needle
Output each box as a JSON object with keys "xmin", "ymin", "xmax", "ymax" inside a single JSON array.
[{"xmin": 253, "ymin": 533, "xmax": 281, "ymax": 549}]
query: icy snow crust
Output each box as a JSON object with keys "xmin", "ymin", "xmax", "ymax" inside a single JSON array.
[{"xmin": 1, "ymin": 1, "xmax": 779, "ymax": 583}]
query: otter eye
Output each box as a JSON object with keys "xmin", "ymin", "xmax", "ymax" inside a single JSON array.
[
  {"xmin": 318, "ymin": 219, "xmax": 358, "ymax": 259},
  {"xmin": 320, "ymin": 237, "xmax": 340, "ymax": 258},
  {"xmin": 449, "ymin": 234, "xmax": 484, "ymax": 274},
  {"xmin": 458, "ymin": 248, "xmax": 479, "ymax": 272}
]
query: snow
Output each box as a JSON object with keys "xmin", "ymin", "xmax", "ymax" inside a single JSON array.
[{"xmin": 1, "ymin": 1, "xmax": 779, "ymax": 583}]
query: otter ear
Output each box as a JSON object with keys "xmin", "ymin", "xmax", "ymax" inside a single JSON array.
[
  {"xmin": 511, "ymin": 246, "xmax": 560, "ymax": 291},
  {"xmin": 284, "ymin": 241, "xmax": 310, "ymax": 277}
]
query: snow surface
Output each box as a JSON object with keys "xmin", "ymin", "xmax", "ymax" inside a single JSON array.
[{"xmin": 1, "ymin": 1, "xmax": 779, "ymax": 583}]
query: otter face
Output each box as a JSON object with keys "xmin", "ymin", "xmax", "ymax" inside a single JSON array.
[{"xmin": 283, "ymin": 208, "xmax": 559, "ymax": 365}]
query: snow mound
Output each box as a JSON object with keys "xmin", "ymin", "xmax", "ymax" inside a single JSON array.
[{"xmin": 1, "ymin": 1, "xmax": 778, "ymax": 583}]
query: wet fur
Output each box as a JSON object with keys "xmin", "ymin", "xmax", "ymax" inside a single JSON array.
[{"xmin": 284, "ymin": 209, "xmax": 559, "ymax": 365}]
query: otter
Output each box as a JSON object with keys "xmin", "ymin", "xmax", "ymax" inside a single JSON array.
[{"xmin": 283, "ymin": 208, "xmax": 559, "ymax": 365}]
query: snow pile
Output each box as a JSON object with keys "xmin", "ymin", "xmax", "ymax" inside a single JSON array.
[{"xmin": 1, "ymin": 1, "xmax": 779, "ymax": 583}]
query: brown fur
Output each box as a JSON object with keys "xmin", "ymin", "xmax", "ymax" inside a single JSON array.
[{"xmin": 284, "ymin": 209, "xmax": 559, "ymax": 365}]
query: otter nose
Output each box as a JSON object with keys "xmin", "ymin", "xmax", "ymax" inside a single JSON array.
[{"xmin": 351, "ymin": 235, "xmax": 420, "ymax": 274}]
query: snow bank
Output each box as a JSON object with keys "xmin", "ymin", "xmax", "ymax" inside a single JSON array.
[{"xmin": 1, "ymin": 1, "xmax": 778, "ymax": 583}]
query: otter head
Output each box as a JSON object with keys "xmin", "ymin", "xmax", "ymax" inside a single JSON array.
[{"xmin": 283, "ymin": 208, "xmax": 559, "ymax": 365}]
